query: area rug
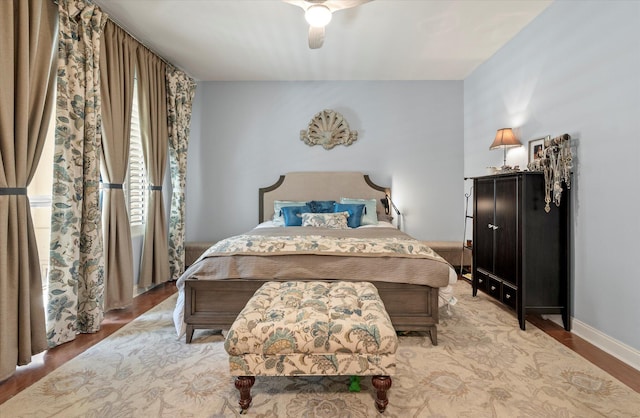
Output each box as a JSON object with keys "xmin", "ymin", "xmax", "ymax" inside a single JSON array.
[{"xmin": 2, "ymin": 281, "xmax": 639, "ymax": 417}]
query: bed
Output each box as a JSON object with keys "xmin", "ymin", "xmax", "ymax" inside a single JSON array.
[{"xmin": 173, "ymin": 172, "xmax": 456, "ymax": 346}]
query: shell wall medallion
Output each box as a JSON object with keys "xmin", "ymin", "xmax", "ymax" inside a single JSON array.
[{"xmin": 300, "ymin": 109, "xmax": 358, "ymax": 150}]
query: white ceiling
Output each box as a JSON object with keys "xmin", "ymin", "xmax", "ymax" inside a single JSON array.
[{"xmin": 93, "ymin": 0, "xmax": 552, "ymax": 81}]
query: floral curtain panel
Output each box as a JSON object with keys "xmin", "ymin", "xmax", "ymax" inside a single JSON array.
[
  {"xmin": 166, "ymin": 66, "xmax": 197, "ymax": 280},
  {"xmin": 0, "ymin": 0, "xmax": 57, "ymax": 381},
  {"xmin": 47, "ymin": 0, "xmax": 108, "ymax": 347}
]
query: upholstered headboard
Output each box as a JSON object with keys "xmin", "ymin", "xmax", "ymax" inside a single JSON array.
[{"xmin": 259, "ymin": 172, "xmax": 390, "ymax": 223}]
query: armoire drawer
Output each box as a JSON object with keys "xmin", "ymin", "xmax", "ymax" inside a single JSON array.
[
  {"xmin": 487, "ymin": 277, "xmax": 501, "ymax": 300},
  {"xmin": 475, "ymin": 271, "xmax": 489, "ymax": 293},
  {"xmin": 502, "ymin": 283, "xmax": 517, "ymax": 309}
]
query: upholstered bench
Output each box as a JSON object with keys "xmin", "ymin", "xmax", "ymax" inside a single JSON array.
[
  {"xmin": 224, "ymin": 281, "xmax": 398, "ymax": 413},
  {"xmin": 425, "ymin": 240, "xmax": 472, "ymax": 268},
  {"xmin": 184, "ymin": 241, "xmax": 215, "ymax": 267}
]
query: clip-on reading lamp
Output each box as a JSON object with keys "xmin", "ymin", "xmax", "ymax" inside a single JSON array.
[{"xmin": 380, "ymin": 194, "xmax": 401, "ymax": 230}]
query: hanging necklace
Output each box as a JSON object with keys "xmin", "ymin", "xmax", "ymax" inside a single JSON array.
[
  {"xmin": 543, "ymin": 146, "xmax": 555, "ymax": 213},
  {"xmin": 540, "ymin": 134, "xmax": 572, "ymax": 212}
]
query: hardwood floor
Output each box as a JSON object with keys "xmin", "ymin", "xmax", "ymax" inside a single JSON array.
[
  {"xmin": 1, "ymin": 280, "xmax": 638, "ymax": 405},
  {"xmin": 528, "ymin": 314, "xmax": 640, "ymax": 393}
]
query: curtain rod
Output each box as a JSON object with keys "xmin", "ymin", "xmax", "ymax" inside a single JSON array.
[
  {"xmin": 51, "ymin": 0, "xmax": 196, "ymax": 80},
  {"xmin": 105, "ymin": 16, "xmax": 174, "ymax": 71}
]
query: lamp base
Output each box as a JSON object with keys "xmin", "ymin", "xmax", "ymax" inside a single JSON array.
[{"xmin": 498, "ymin": 165, "xmax": 520, "ymax": 173}]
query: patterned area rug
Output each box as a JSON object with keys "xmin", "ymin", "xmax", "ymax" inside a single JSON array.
[{"xmin": 2, "ymin": 281, "xmax": 639, "ymax": 417}]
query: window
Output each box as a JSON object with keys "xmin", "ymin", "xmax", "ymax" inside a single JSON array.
[
  {"xmin": 126, "ymin": 76, "xmax": 146, "ymax": 231},
  {"xmin": 28, "ymin": 106, "xmax": 56, "ymax": 299}
]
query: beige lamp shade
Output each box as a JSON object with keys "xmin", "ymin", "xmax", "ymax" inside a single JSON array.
[
  {"xmin": 490, "ymin": 128, "xmax": 521, "ymax": 169},
  {"xmin": 490, "ymin": 128, "xmax": 521, "ymax": 149}
]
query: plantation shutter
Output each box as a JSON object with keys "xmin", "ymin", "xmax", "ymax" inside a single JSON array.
[{"xmin": 128, "ymin": 77, "xmax": 146, "ymax": 228}]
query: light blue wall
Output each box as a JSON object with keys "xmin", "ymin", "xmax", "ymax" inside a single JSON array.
[
  {"xmin": 186, "ymin": 81, "xmax": 464, "ymax": 242},
  {"xmin": 464, "ymin": 1, "xmax": 640, "ymax": 350}
]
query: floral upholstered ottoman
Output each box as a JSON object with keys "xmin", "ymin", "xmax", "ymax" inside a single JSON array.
[{"xmin": 224, "ymin": 281, "xmax": 398, "ymax": 413}]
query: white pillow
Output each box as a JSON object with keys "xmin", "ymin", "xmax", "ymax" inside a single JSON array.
[
  {"xmin": 272, "ymin": 200, "xmax": 308, "ymax": 226},
  {"xmin": 301, "ymin": 212, "xmax": 349, "ymax": 229},
  {"xmin": 340, "ymin": 198, "xmax": 378, "ymax": 225}
]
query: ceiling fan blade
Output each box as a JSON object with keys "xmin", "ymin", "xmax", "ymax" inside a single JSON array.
[
  {"xmin": 323, "ymin": 0, "xmax": 371, "ymax": 12},
  {"xmin": 282, "ymin": 0, "xmax": 310, "ymax": 9},
  {"xmin": 308, "ymin": 25, "xmax": 325, "ymax": 49},
  {"xmin": 283, "ymin": 0, "xmax": 371, "ymax": 13}
]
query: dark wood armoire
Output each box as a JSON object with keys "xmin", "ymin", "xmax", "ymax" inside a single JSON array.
[{"xmin": 472, "ymin": 172, "xmax": 570, "ymax": 330}]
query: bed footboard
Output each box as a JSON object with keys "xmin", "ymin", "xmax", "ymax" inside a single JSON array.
[{"xmin": 183, "ymin": 279, "xmax": 439, "ymax": 345}]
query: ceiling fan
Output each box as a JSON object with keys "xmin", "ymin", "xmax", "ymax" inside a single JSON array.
[{"xmin": 284, "ymin": 0, "xmax": 371, "ymax": 49}]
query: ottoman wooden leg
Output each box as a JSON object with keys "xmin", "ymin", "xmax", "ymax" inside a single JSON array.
[
  {"xmin": 234, "ymin": 376, "xmax": 255, "ymax": 412},
  {"xmin": 371, "ymin": 375, "xmax": 392, "ymax": 413}
]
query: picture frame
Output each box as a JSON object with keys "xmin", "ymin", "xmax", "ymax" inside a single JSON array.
[{"xmin": 528, "ymin": 137, "xmax": 546, "ymax": 163}]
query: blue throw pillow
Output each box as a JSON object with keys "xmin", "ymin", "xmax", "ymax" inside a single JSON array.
[
  {"xmin": 282, "ymin": 205, "xmax": 311, "ymax": 226},
  {"xmin": 340, "ymin": 198, "xmax": 378, "ymax": 225},
  {"xmin": 273, "ymin": 200, "xmax": 309, "ymax": 225},
  {"xmin": 307, "ymin": 200, "xmax": 336, "ymax": 213},
  {"xmin": 334, "ymin": 203, "xmax": 366, "ymax": 228}
]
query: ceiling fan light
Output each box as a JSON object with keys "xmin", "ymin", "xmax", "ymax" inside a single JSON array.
[{"xmin": 305, "ymin": 5, "xmax": 332, "ymax": 27}]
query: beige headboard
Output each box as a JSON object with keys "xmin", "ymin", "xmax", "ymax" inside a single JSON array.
[{"xmin": 259, "ymin": 172, "xmax": 390, "ymax": 223}]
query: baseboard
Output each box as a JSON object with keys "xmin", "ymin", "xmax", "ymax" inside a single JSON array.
[{"xmin": 543, "ymin": 314, "xmax": 640, "ymax": 372}]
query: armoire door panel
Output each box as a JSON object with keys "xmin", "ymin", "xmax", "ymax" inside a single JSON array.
[
  {"xmin": 494, "ymin": 177, "xmax": 518, "ymax": 284},
  {"xmin": 474, "ymin": 179, "xmax": 495, "ymax": 273}
]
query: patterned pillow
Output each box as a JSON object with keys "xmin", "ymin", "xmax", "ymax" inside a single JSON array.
[
  {"xmin": 306, "ymin": 200, "xmax": 336, "ymax": 213},
  {"xmin": 301, "ymin": 212, "xmax": 349, "ymax": 229}
]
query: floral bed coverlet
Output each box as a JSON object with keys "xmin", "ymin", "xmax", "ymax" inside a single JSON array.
[
  {"xmin": 200, "ymin": 232, "xmax": 444, "ymax": 261},
  {"xmin": 179, "ymin": 226, "xmax": 453, "ymax": 288}
]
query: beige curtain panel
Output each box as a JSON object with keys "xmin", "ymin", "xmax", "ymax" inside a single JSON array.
[
  {"xmin": 99, "ymin": 21, "xmax": 137, "ymax": 310},
  {"xmin": 0, "ymin": 0, "xmax": 57, "ymax": 381},
  {"xmin": 137, "ymin": 47, "xmax": 170, "ymax": 289}
]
